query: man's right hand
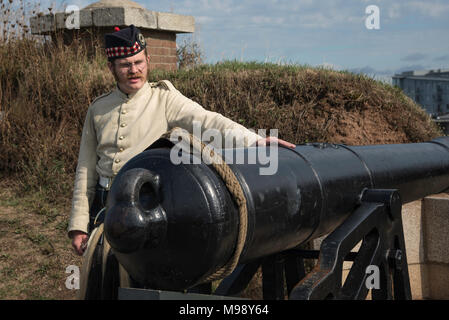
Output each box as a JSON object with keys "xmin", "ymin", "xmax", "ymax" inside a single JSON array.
[{"xmin": 70, "ymin": 231, "xmax": 89, "ymax": 256}]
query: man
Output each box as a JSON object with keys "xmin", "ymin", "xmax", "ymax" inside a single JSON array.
[{"xmin": 69, "ymin": 25, "xmax": 295, "ymax": 255}]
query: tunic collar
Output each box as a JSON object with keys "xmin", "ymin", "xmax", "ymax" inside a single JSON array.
[{"xmin": 115, "ymin": 81, "xmax": 150, "ymax": 101}]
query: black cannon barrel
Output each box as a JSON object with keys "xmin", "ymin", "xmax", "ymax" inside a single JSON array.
[{"xmin": 104, "ymin": 137, "xmax": 449, "ymax": 290}]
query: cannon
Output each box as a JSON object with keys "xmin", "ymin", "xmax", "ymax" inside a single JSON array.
[{"xmin": 80, "ymin": 135, "xmax": 449, "ymax": 300}]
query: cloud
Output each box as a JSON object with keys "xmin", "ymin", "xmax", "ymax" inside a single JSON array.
[
  {"xmin": 127, "ymin": 0, "xmax": 448, "ymax": 72},
  {"xmin": 347, "ymin": 64, "xmax": 434, "ymax": 77},
  {"xmin": 359, "ymin": 1, "xmax": 449, "ymax": 20},
  {"xmin": 349, "ymin": 66, "xmax": 379, "ymax": 75},
  {"xmin": 408, "ymin": 1, "xmax": 449, "ymax": 17},
  {"xmin": 197, "ymin": 0, "xmax": 239, "ymax": 14},
  {"xmin": 387, "ymin": 3, "xmax": 402, "ymax": 19},
  {"xmin": 250, "ymin": 16, "xmax": 285, "ymax": 26},
  {"xmin": 346, "ymin": 63, "xmax": 443, "ymax": 83},
  {"xmin": 401, "ymin": 53, "xmax": 428, "ymax": 62},
  {"xmin": 171, "ymin": 0, "xmax": 365, "ymax": 30},
  {"xmin": 196, "ymin": 16, "xmax": 213, "ymax": 24},
  {"xmin": 434, "ymin": 54, "xmax": 449, "ymax": 62},
  {"xmin": 345, "ymin": 66, "xmax": 394, "ymax": 83},
  {"xmin": 394, "ymin": 64, "xmax": 428, "ymax": 74}
]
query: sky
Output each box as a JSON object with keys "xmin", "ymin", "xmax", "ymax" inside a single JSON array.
[{"xmin": 40, "ymin": 0, "xmax": 449, "ymax": 82}]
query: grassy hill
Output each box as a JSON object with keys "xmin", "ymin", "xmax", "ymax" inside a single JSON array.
[{"xmin": 150, "ymin": 60, "xmax": 441, "ymax": 145}]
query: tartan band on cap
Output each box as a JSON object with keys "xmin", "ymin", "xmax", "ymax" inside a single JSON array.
[
  {"xmin": 104, "ymin": 25, "xmax": 146, "ymax": 61},
  {"xmin": 105, "ymin": 41, "xmax": 142, "ymax": 58}
]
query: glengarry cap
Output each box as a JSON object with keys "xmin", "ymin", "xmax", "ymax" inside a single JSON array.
[{"xmin": 104, "ymin": 25, "xmax": 147, "ymax": 61}]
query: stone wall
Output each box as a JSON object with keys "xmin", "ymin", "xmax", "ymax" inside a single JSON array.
[{"xmin": 419, "ymin": 195, "xmax": 449, "ymax": 299}]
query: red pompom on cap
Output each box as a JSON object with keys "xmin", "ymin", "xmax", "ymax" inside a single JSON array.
[{"xmin": 114, "ymin": 27, "xmax": 120, "ymax": 32}]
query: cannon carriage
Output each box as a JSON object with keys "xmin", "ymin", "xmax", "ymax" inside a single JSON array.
[{"xmin": 79, "ymin": 134, "xmax": 449, "ymax": 300}]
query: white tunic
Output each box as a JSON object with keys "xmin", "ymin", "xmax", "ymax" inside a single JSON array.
[{"xmin": 68, "ymin": 80, "xmax": 261, "ymax": 234}]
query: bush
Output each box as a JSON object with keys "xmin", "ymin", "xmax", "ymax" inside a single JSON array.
[
  {"xmin": 177, "ymin": 37, "xmax": 204, "ymax": 70},
  {"xmin": 0, "ymin": 37, "xmax": 114, "ymax": 202}
]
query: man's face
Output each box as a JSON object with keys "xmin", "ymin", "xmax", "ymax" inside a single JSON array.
[{"xmin": 108, "ymin": 50, "xmax": 150, "ymax": 94}]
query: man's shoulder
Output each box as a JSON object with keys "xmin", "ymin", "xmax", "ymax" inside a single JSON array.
[
  {"xmin": 90, "ymin": 91, "xmax": 115, "ymax": 106},
  {"xmin": 87, "ymin": 90, "xmax": 119, "ymax": 115},
  {"xmin": 149, "ymin": 80, "xmax": 178, "ymax": 92}
]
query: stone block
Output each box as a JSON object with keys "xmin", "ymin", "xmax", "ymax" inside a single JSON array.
[
  {"xmin": 407, "ymin": 263, "xmax": 429, "ymax": 300},
  {"xmin": 54, "ymin": 10, "xmax": 93, "ymax": 30},
  {"xmin": 157, "ymin": 12, "xmax": 195, "ymax": 33},
  {"xmin": 422, "ymin": 195, "xmax": 449, "ymax": 264},
  {"xmin": 401, "ymin": 200, "xmax": 425, "ymax": 264},
  {"xmin": 92, "ymin": 7, "xmax": 126, "ymax": 27},
  {"xmin": 30, "ymin": 4, "xmax": 194, "ymax": 35},
  {"xmin": 124, "ymin": 8, "xmax": 157, "ymax": 29},
  {"xmin": 426, "ymin": 263, "xmax": 449, "ymax": 299}
]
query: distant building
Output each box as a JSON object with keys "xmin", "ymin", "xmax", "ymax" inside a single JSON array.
[
  {"xmin": 392, "ymin": 69, "xmax": 449, "ymax": 117},
  {"xmin": 393, "ymin": 69, "xmax": 449, "ymax": 134}
]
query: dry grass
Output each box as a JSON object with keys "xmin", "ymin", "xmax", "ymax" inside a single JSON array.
[
  {"xmin": 0, "ymin": 36, "xmax": 114, "ymax": 203},
  {"xmin": 0, "ymin": 175, "xmax": 80, "ymax": 299},
  {"xmin": 177, "ymin": 37, "xmax": 204, "ymax": 70}
]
